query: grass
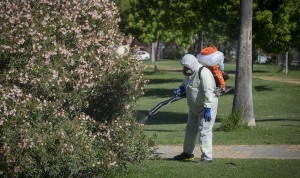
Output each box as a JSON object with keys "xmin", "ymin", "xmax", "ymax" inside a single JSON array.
[
  {"xmin": 116, "ymin": 159, "xmax": 300, "ymax": 178},
  {"xmin": 125, "ymin": 59, "xmax": 300, "ymax": 178},
  {"xmin": 137, "ymin": 59, "xmax": 300, "ymax": 145}
]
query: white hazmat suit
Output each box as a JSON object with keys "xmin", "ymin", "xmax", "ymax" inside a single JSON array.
[{"xmin": 180, "ymin": 54, "xmax": 218, "ymax": 161}]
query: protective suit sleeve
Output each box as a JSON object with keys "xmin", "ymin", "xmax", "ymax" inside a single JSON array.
[
  {"xmin": 174, "ymin": 78, "xmax": 187, "ymax": 96},
  {"xmin": 200, "ymin": 68, "xmax": 216, "ymax": 108}
]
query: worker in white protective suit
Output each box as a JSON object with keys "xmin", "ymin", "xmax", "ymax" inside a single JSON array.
[{"xmin": 173, "ymin": 54, "xmax": 218, "ymax": 164}]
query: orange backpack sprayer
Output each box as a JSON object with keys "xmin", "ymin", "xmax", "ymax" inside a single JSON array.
[{"xmin": 197, "ymin": 46, "xmax": 227, "ymax": 92}]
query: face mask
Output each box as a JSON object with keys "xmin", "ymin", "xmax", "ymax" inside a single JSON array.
[{"xmin": 183, "ymin": 67, "xmax": 194, "ymax": 76}]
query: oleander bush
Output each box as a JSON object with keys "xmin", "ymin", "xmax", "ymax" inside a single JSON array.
[{"xmin": 0, "ymin": 0, "xmax": 155, "ymax": 177}]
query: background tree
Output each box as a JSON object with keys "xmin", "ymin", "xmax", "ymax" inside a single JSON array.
[
  {"xmin": 118, "ymin": 0, "xmax": 300, "ymax": 60},
  {"xmin": 127, "ymin": 0, "xmax": 166, "ymax": 71},
  {"xmin": 253, "ymin": 0, "xmax": 299, "ymax": 54},
  {"xmin": 290, "ymin": 0, "xmax": 300, "ymax": 49},
  {"xmin": 233, "ymin": 0, "xmax": 255, "ymax": 126},
  {"xmin": 126, "ymin": 0, "xmax": 200, "ymax": 70},
  {"xmin": 200, "ymin": 0, "xmax": 240, "ymax": 52},
  {"xmin": 114, "ymin": 0, "xmax": 131, "ymax": 34}
]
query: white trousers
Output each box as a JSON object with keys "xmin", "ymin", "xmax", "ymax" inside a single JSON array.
[{"xmin": 183, "ymin": 97, "xmax": 218, "ymax": 160}]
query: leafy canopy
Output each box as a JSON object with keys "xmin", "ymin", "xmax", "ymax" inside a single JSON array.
[{"xmin": 126, "ymin": 0, "xmax": 200, "ymax": 50}]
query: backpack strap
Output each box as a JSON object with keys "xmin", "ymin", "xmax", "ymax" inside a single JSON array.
[
  {"xmin": 198, "ymin": 66, "xmax": 206, "ymax": 80},
  {"xmin": 198, "ymin": 66, "xmax": 223, "ymax": 97}
]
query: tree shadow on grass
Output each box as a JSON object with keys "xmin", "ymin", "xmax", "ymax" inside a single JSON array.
[
  {"xmin": 254, "ymin": 85, "xmax": 273, "ymax": 92},
  {"xmin": 256, "ymin": 118, "xmax": 300, "ymax": 122},
  {"xmin": 144, "ymin": 70, "xmax": 181, "ymax": 75},
  {"xmin": 137, "ymin": 110, "xmax": 222, "ymax": 125},
  {"xmin": 144, "ymin": 129, "xmax": 180, "ymax": 132},
  {"xmin": 224, "ymin": 70, "xmax": 236, "ymax": 75},
  {"xmin": 281, "ymin": 124, "xmax": 300, "ymax": 128},
  {"xmin": 137, "ymin": 111, "xmax": 187, "ymax": 125},
  {"xmin": 143, "ymin": 78, "xmax": 183, "ymax": 98},
  {"xmin": 158, "ymin": 158, "xmax": 195, "ymax": 162},
  {"xmin": 256, "ymin": 118, "xmax": 300, "ymax": 128},
  {"xmin": 143, "ymin": 88, "xmax": 175, "ymax": 98},
  {"xmin": 146, "ymin": 78, "xmax": 183, "ymax": 85},
  {"xmin": 253, "ymin": 70, "xmax": 269, "ymax": 74}
]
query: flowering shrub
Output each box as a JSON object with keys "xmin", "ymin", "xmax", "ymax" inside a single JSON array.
[{"xmin": 0, "ymin": 0, "xmax": 155, "ymax": 177}]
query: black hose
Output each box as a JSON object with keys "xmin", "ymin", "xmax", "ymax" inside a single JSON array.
[
  {"xmin": 146, "ymin": 95, "xmax": 184, "ymax": 118},
  {"xmin": 138, "ymin": 94, "xmax": 186, "ymax": 124}
]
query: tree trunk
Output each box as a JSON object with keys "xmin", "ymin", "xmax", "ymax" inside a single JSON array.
[
  {"xmin": 151, "ymin": 42, "xmax": 158, "ymax": 71},
  {"xmin": 284, "ymin": 51, "xmax": 288, "ymax": 75},
  {"xmin": 155, "ymin": 40, "xmax": 160, "ymax": 58},
  {"xmin": 232, "ymin": 0, "xmax": 255, "ymax": 126}
]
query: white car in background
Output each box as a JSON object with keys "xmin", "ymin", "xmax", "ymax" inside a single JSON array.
[{"xmin": 135, "ymin": 50, "xmax": 150, "ymax": 60}]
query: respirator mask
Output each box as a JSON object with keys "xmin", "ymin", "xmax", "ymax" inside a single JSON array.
[{"xmin": 183, "ymin": 66, "xmax": 194, "ymax": 76}]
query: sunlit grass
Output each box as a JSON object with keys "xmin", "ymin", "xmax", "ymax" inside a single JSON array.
[
  {"xmin": 137, "ymin": 59, "xmax": 300, "ymax": 145},
  {"xmin": 116, "ymin": 159, "xmax": 300, "ymax": 178},
  {"xmin": 128, "ymin": 59, "xmax": 300, "ymax": 178}
]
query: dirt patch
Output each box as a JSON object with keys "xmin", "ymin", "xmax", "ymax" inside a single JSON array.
[{"xmin": 253, "ymin": 76, "xmax": 300, "ymax": 85}]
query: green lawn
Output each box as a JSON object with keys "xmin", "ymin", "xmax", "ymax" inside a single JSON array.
[
  {"xmin": 137, "ymin": 60, "xmax": 300, "ymax": 145},
  {"xmin": 120, "ymin": 60, "xmax": 300, "ymax": 178},
  {"xmin": 117, "ymin": 159, "xmax": 300, "ymax": 178},
  {"xmin": 124, "ymin": 59, "xmax": 300, "ymax": 178}
]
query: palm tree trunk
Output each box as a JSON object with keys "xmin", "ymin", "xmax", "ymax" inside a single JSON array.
[{"xmin": 232, "ymin": 0, "xmax": 255, "ymax": 126}]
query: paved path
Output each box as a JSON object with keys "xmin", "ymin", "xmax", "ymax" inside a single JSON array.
[{"xmin": 156, "ymin": 145, "xmax": 300, "ymax": 159}]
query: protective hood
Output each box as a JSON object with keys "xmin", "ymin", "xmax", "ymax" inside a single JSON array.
[{"xmin": 181, "ymin": 54, "xmax": 202, "ymax": 72}]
